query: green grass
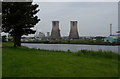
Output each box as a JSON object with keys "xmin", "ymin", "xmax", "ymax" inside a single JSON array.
[
  {"xmin": 0, "ymin": 41, "xmax": 2, "ymax": 78},
  {"xmin": 2, "ymin": 42, "xmax": 120, "ymax": 77}
]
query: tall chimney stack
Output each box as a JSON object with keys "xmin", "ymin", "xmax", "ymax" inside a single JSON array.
[{"xmin": 110, "ymin": 24, "xmax": 112, "ymax": 36}]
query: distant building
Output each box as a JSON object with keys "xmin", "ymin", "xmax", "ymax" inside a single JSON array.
[
  {"xmin": 79, "ymin": 36, "xmax": 94, "ymax": 40},
  {"xmin": 104, "ymin": 36, "xmax": 118, "ymax": 43},
  {"xmin": 46, "ymin": 32, "xmax": 51, "ymax": 40},
  {"xmin": 116, "ymin": 31, "xmax": 120, "ymax": 43},
  {"xmin": 36, "ymin": 32, "xmax": 46, "ymax": 40},
  {"xmin": 47, "ymin": 32, "xmax": 50, "ymax": 37},
  {"xmin": 21, "ymin": 37, "xmax": 35, "ymax": 42},
  {"xmin": 61, "ymin": 36, "xmax": 69, "ymax": 40}
]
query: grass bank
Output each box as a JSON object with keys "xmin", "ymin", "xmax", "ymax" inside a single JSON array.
[{"xmin": 2, "ymin": 42, "xmax": 120, "ymax": 77}]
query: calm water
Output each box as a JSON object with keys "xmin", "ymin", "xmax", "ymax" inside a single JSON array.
[{"xmin": 21, "ymin": 43, "xmax": 119, "ymax": 53}]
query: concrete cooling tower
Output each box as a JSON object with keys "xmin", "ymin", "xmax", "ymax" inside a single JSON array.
[
  {"xmin": 51, "ymin": 21, "xmax": 61, "ymax": 40},
  {"xmin": 69, "ymin": 21, "xmax": 79, "ymax": 39}
]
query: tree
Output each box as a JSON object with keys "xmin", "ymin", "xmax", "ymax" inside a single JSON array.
[
  {"xmin": 2, "ymin": 2, "xmax": 40, "ymax": 47},
  {"xmin": 2, "ymin": 35, "xmax": 7, "ymax": 42}
]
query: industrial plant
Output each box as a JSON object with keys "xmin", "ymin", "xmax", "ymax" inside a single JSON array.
[
  {"xmin": 50, "ymin": 21, "xmax": 79, "ymax": 40},
  {"xmin": 50, "ymin": 21, "xmax": 61, "ymax": 40},
  {"xmin": 69, "ymin": 21, "xmax": 79, "ymax": 39},
  {"xmin": 19, "ymin": 21, "xmax": 119, "ymax": 43}
]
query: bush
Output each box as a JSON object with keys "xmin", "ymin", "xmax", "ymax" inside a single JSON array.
[{"xmin": 76, "ymin": 50, "xmax": 119, "ymax": 60}]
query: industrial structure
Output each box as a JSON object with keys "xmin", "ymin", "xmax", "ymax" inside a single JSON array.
[
  {"xmin": 104, "ymin": 24, "xmax": 119, "ymax": 43},
  {"xmin": 36, "ymin": 32, "xmax": 46, "ymax": 40},
  {"xmin": 47, "ymin": 32, "xmax": 50, "ymax": 37},
  {"xmin": 69, "ymin": 21, "xmax": 79, "ymax": 39},
  {"xmin": 110, "ymin": 24, "xmax": 112, "ymax": 36},
  {"xmin": 51, "ymin": 21, "xmax": 61, "ymax": 40}
]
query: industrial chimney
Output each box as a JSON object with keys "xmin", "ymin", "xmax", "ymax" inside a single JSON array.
[
  {"xmin": 69, "ymin": 21, "xmax": 79, "ymax": 39},
  {"xmin": 51, "ymin": 21, "xmax": 61, "ymax": 40},
  {"xmin": 110, "ymin": 24, "xmax": 112, "ymax": 36}
]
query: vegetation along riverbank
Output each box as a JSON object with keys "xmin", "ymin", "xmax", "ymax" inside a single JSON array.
[
  {"xmin": 21, "ymin": 40, "xmax": 120, "ymax": 46},
  {"xmin": 2, "ymin": 42, "xmax": 120, "ymax": 77}
]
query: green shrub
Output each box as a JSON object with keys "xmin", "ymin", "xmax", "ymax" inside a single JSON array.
[{"xmin": 76, "ymin": 50, "xmax": 119, "ymax": 60}]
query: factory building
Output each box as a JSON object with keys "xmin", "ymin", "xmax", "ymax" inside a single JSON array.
[
  {"xmin": 104, "ymin": 35, "xmax": 118, "ymax": 43},
  {"xmin": 47, "ymin": 32, "xmax": 50, "ymax": 37},
  {"xmin": 36, "ymin": 32, "xmax": 46, "ymax": 40},
  {"xmin": 51, "ymin": 21, "xmax": 61, "ymax": 40},
  {"xmin": 69, "ymin": 21, "xmax": 79, "ymax": 39}
]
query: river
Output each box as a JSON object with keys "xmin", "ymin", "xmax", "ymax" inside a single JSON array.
[{"xmin": 21, "ymin": 43, "xmax": 119, "ymax": 53}]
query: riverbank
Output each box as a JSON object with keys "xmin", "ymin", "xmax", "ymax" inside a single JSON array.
[
  {"xmin": 22, "ymin": 43, "xmax": 119, "ymax": 53},
  {"xmin": 2, "ymin": 42, "xmax": 120, "ymax": 77},
  {"xmin": 21, "ymin": 40, "xmax": 120, "ymax": 46}
]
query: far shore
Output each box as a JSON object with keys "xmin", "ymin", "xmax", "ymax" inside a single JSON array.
[{"xmin": 21, "ymin": 41, "xmax": 120, "ymax": 46}]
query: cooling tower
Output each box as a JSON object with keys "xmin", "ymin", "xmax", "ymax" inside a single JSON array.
[
  {"xmin": 69, "ymin": 21, "xmax": 79, "ymax": 39},
  {"xmin": 51, "ymin": 21, "xmax": 61, "ymax": 40}
]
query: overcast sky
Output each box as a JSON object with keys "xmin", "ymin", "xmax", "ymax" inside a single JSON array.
[{"xmin": 33, "ymin": 2, "xmax": 118, "ymax": 37}]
